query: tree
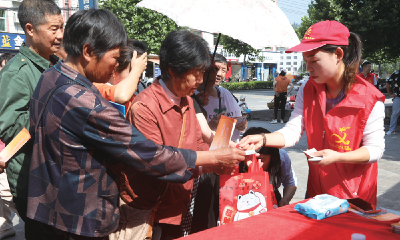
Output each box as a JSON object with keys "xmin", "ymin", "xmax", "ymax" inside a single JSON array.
[
  {"xmin": 219, "ymin": 34, "xmax": 264, "ymax": 80},
  {"xmin": 296, "ymin": 0, "xmax": 400, "ymax": 64},
  {"xmin": 99, "ymin": 0, "xmax": 178, "ymax": 54}
]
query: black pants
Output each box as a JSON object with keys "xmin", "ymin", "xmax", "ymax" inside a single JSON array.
[
  {"xmin": 274, "ymin": 92, "xmax": 287, "ymax": 120},
  {"xmin": 191, "ymin": 173, "xmax": 219, "ymax": 234},
  {"xmin": 152, "ymin": 223, "xmax": 182, "ymax": 240},
  {"xmin": 36, "ymin": 221, "xmax": 108, "ymax": 240},
  {"xmin": 13, "ymin": 196, "xmax": 45, "ymax": 240}
]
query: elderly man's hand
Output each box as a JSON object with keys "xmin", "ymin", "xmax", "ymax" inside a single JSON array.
[
  {"xmin": 0, "ymin": 158, "xmax": 7, "ymax": 174},
  {"xmin": 235, "ymin": 119, "xmax": 248, "ymax": 132}
]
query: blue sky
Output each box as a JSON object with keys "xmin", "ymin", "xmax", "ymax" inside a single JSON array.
[{"xmin": 277, "ymin": 0, "xmax": 312, "ymax": 24}]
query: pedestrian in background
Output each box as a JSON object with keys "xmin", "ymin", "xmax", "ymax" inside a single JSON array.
[
  {"xmin": 358, "ymin": 61, "xmax": 377, "ymax": 86},
  {"xmin": 385, "ymin": 67, "xmax": 400, "ymax": 135},
  {"xmin": 271, "ymin": 70, "xmax": 294, "ymax": 124}
]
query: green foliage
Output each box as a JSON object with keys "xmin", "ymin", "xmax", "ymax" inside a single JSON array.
[
  {"xmin": 219, "ymin": 34, "xmax": 264, "ymax": 64},
  {"xmin": 99, "ymin": 0, "xmax": 178, "ymax": 54},
  {"xmin": 297, "ymin": 0, "xmax": 400, "ymax": 63},
  {"xmin": 220, "ymin": 81, "xmax": 273, "ymax": 91}
]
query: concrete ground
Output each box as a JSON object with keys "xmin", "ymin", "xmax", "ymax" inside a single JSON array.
[{"xmin": 6, "ymin": 120, "xmax": 400, "ymax": 240}]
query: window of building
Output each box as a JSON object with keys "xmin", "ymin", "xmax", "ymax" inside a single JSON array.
[
  {"xmin": 277, "ymin": 47, "xmax": 286, "ymax": 51},
  {"xmin": 280, "ymin": 56, "xmax": 283, "ymax": 60},
  {"xmin": 280, "ymin": 62, "xmax": 283, "ymax": 65},
  {"xmin": 294, "ymin": 56, "xmax": 298, "ymax": 59},
  {"xmin": 280, "ymin": 67, "xmax": 283, "ymax": 71},
  {"xmin": 286, "ymin": 56, "xmax": 291, "ymax": 59},
  {"xmin": 0, "ymin": 9, "xmax": 6, "ymax": 32},
  {"xmin": 287, "ymin": 68, "xmax": 291, "ymax": 71},
  {"xmin": 293, "ymin": 67, "xmax": 298, "ymax": 71},
  {"xmin": 286, "ymin": 62, "xmax": 291, "ymax": 65},
  {"xmin": 293, "ymin": 62, "xmax": 297, "ymax": 65}
]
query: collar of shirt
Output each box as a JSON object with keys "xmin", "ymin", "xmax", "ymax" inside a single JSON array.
[
  {"xmin": 19, "ymin": 43, "xmax": 50, "ymax": 71},
  {"xmin": 55, "ymin": 61, "xmax": 100, "ymax": 94},
  {"xmin": 152, "ymin": 79, "xmax": 189, "ymax": 114},
  {"xmin": 159, "ymin": 78, "xmax": 181, "ymax": 106}
]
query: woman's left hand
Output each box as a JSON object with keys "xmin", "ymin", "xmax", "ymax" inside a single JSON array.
[{"xmin": 311, "ymin": 149, "xmax": 342, "ymax": 167}]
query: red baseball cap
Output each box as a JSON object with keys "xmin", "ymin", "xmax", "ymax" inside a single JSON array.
[{"xmin": 285, "ymin": 20, "xmax": 350, "ymax": 53}]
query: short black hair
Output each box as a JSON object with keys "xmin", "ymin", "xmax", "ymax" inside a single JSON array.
[
  {"xmin": 242, "ymin": 127, "xmax": 282, "ymax": 190},
  {"xmin": 116, "ymin": 39, "xmax": 147, "ymax": 73},
  {"xmin": 18, "ymin": 0, "xmax": 61, "ymax": 33},
  {"xmin": 214, "ymin": 53, "xmax": 229, "ymax": 71},
  {"xmin": 63, "ymin": 9, "xmax": 127, "ymax": 59},
  {"xmin": 0, "ymin": 53, "xmax": 16, "ymax": 67},
  {"xmin": 159, "ymin": 30, "xmax": 211, "ymax": 81},
  {"xmin": 362, "ymin": 61, "xmax": 371, "ymax": 69},
  {"xmin": 279, "ymin": 70, "xmax": 286, "ymax": 76}
]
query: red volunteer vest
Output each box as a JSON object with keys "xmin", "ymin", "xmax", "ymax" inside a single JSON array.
[
  {"xmin": 358, "ymin": 72, "xmax": 375, "ymax": 84},
  {"xmin": 303, "ymin": 75, "xmax": 385, "ymax": 205}
]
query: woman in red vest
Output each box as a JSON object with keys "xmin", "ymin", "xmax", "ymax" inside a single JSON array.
[{"xmin": 239, "ymin": 20, "xmax": 385, "ymax": 206}]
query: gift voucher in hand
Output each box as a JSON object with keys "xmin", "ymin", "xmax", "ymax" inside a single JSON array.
[
  {"xmin": 209, "ymin": 115, "xmax": 237, "ymax": 150},
  {"xmin": 0, "ymin": 128, "xmax": 31, "ymax": 162}
]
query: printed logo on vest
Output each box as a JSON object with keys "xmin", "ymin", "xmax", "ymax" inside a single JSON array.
[{"xmin": 329, "ymin": 127, "xmax": 352, "ymax": 151}]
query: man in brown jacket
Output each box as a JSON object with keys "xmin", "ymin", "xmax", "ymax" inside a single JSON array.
[{"xmin": 272, "ymin": 70, "xmax": 293, "ymax": 123}]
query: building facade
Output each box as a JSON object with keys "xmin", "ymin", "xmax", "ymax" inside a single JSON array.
[{"xmin": 199, "ymin": 31, "xmax": 302, "ymax": 82}]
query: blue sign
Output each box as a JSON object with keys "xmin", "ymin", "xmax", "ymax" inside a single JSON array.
[
  {"xmin": 79, "ymin": 0, "xmax": 95, "ymax": 10},
  {"xmin": 154, "ymin": 65, "xmax": 161, "ymax": 78},
  {"xmin": 0, "ymin": 33, "xmax": 25, "ymax": 50}
]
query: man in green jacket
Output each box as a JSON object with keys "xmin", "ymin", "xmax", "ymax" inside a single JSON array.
[{"xmin": 0, "ymin": 0, "xmax": 63, "ymax": 239}]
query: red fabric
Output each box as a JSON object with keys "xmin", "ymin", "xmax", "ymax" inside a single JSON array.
[
  {"xmin": 286, "ymin": 20, "xmax": 350, "ymax": 53},
  {"xmin": 93, "ymin": 82, "xmax": 135, "ymax": 115},
  {"xmin": 358, "ymin": 72, "xmax": 375, "ymax": 84},
  {"xmin": 120, "ymin": 79, "xmax": 208, "ymax": 225},
  {"xmin": 179, "ymin": 200, "xmax": 399, "ymax": 240},
  {"xmin": 303, "ymin": 76, "xmax": 385, "ymax": 205},
  {"xmin": 93, "ymin": 82, "xmax": 116, "ymax": 102}
]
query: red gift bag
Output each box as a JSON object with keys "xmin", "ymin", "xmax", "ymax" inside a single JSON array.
[
  {"xmin": 290, "ymin": 94, "xmax": 296, "ymax": 102},
  {"xmin": 219, "ymin": 155, "xmax": 277, "ymax": 225}
]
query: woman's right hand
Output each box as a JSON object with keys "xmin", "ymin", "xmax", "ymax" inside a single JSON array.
[{"xmin": 238, "ymin": 134, "xmax": 264, "ymax": 150}]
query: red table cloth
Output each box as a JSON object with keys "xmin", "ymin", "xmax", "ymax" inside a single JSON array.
[{"xmin": 181, "ymin": 201, "xmax": 399, "ymax": 240}]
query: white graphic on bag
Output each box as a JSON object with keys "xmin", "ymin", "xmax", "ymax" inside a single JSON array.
[{"xmin": 234, "ymin": 190, "xmax": 268, "ymax": 221}]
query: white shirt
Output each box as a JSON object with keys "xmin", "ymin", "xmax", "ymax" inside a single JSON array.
[
  {"xmin": 195, "ymin": 87, "xmax": 242, "ymax": 141},
  {"xmin": 277, "ymin": 84, "xmax": 385, "ymax": 163},
  {"xmin": 159, "ymin": 79, "xmax": 181, "ymax": 106}
]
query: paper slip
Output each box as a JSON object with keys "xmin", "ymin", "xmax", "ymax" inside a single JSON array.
[
  {"xmin": 369, "ymin": 213, "xmax": 400, "ymax": 221},
  {"xmin": 0, "ymin": 128, "xmax": 31, "ymax": 162},
  {"xmin": 209, "ymin": 115, "xmax": 237, "ymax": 150},
  {"xmin": 303, "ymin": 148, "xmax": 323, "ymax": 161},
  {"xmin": 392, "ymin": 222, "xmax": 400, "ymax": 235}
]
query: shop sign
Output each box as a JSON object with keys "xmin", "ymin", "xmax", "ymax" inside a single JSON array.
[
  {"xmin": 0, "ymin": 33, "xmax": 25, "ymax": 50},
  {"xmin": 79, "ymin": 0, "xmax": 95, "ymax": 10}
]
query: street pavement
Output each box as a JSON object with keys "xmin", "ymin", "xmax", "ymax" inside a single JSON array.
[{"xmin": 6, "ymin": 87, "xmax": 400, "ymax": 239}]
